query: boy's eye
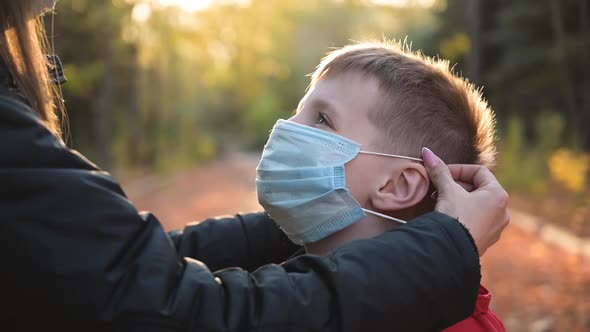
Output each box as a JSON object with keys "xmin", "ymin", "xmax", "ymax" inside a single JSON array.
[{"xmin": 317, "ymin": 113, "xmax": 332, "ymax": 128}]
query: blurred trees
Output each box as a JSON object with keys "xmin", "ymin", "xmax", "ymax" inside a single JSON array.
[
  {"xmin": 48, "ymin": 0, "xmax": 590, "ymax": 173},
  {"xmin": 433, "ymin": 0, "xmax": 590, "ymax": 223},
  {"xmin": 474, "ymin": 0, "xmax": 588, "ymax": 149},
  {"xmin": 50, "ymin": 0, "xmax": 136, "ymax": 168}
]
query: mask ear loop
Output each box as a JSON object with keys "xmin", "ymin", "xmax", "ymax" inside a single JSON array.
[
  {"xmin": 47, "ymin": 10, "xmax": 66, "ymax": 85},
  {"xmin": 358, "ymin": 151, "xmax": 424, "ymax": 162},
  {"xmin": 362, "ymin": 208, "xmax": 407, "ymax": 224},
  {"xmin": 47, "ymin": 10, "xmax": 71, "ymax": 143}
]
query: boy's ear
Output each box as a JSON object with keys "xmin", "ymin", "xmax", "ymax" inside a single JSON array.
[{"xmin": 369, "ymin": 163, "xmax": 430, "ymax": 212}]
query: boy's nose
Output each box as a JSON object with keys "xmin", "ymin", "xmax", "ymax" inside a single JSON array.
[{"xmin": 288, "ymin": 113, "xmax": 307, "ymax": 126}]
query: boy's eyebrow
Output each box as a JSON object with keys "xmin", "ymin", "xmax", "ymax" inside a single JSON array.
[{"xmin": 309, "ymin": 98, "xmax": 339, "ymax": 118}]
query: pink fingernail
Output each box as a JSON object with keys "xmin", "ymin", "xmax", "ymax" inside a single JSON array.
[{"xmin": 422, "ymin": 147, "xmax": 439, "ymax": 168}]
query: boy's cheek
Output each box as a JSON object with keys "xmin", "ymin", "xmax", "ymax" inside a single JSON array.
[{"xmin": 344, "ymin": 157, "xmax": 377, "ymax": 206}]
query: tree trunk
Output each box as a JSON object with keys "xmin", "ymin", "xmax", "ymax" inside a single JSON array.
[
  {"xmin": 578, "ymin": 0, "xmax": 590, "ymax": 151},
  {"xmin": 466, "ymin": 0, "xmax": 481, "ymax": 84},
  {"xmin": 95, "ymin": 10, "xmax": 115, "ymax": 170},
  {"xmin": 128, "ymin": 48, "xmax": 142, "ymax": 165},
  {"xmin": 549, "ymin": 0, "xmax": 581, "ymax": 146}
]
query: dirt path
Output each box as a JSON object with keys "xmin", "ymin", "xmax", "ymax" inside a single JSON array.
[
  {"xmin": 123, "ymin": 152, "xmax": 263, "ymax": 230},
  {"xmin": 123, "ymin": 155, "xmax": 590, "ymax": 332}
]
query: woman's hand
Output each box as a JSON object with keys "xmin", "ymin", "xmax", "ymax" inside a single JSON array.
[{"xmin": 422, "ymin": 148, "xmax": 510, "ymax": 256}]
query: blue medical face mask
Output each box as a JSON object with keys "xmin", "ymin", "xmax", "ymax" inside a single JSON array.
[{"xmin": 256, "ymin": 119, "xmax": 423, "ymax": 245}]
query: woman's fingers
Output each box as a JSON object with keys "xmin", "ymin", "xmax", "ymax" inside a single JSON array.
[
  {"xmin": 447, "ymin": 164, "xmax": 498, "ymax": 189},
  {"xmin": 457, "ymin": 181, "xmax": 475, "ymax": 192},
  {"xmin": 422, "ymin": 148, "xmax": 510, "ymax": 257},
  {"xmin": 422, "ymin": 147, "xmax": 456, "ymax": 195}
]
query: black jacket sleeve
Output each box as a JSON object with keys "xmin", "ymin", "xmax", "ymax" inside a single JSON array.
[
  {"xmin": 169, "ymin": 213, "xmax": 300, "ymax": 272},
  {"xmin": 0, "ymin": 96, "xmax": 480, "ymax": 331}
]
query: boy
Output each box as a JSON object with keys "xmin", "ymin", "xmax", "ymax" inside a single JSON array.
[{"xmin": 256, "ymin": 41, "xmax": 504, "ymax": 331}]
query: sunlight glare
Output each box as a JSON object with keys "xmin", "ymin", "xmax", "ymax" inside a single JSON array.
[
  {"xmin": 131, "ymin": 0, "xmax": 252, "ymax": 22},
  {"xmin": 370, "ymin": 0, "xmax": 410, "ymax": 6},
  {"xmin": 368, "ymin": 0, "xmax": 436, "ymax": 7},
  {"xmin": 150, "ymin": 0, "xmax": 251, "ymax": 13},
  {"xmin": 417, "ymin": 0, "xmax": 436, "ymax": 7},
  {"xmin": 131, "ymin": 2, "xmax": 151, "ymax": 22},
  {"xmin": 154, "ymin": 0, "xmax": 213, "ymax": 13}
]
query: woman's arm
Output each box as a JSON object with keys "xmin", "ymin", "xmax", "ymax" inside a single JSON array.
[
  {"xmin": 0, "ymin": 96, "xmax": 480, "ymax": 331},
  {"xmin": 168, "ymin": 212, "xmax": 300, "ymax": 271}
]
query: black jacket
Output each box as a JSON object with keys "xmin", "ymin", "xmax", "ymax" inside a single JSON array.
[
  {"xmin": 168, "ymin": 212, "xmax": 300, "ymax": 273},
  {"xmin": 0, "ymin": 89, "xmax": 480, "ymax": 331}
]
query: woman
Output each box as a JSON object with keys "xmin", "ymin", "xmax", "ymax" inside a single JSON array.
[{"xmin": 0, "ymin": 1, "xmax": 509, "ymax": 331}]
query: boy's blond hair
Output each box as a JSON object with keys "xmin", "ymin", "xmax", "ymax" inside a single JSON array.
[{"xmin": 310, "ymin": 41, "xmax": 497, "ymax": 168}]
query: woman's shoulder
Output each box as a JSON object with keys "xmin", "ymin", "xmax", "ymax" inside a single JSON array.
[
  {"xmin": 0, "ymin": 92, "xmax": 45, "ymax": 129},
  {"xmin": 0, "ymin": 93, "xmax": 96, "ymax": 170}
]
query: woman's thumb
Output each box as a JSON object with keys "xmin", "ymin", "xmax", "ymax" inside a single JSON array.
[{"xmin": 422, "ymin": 147, "xmax": 454, "ymax": 194}]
